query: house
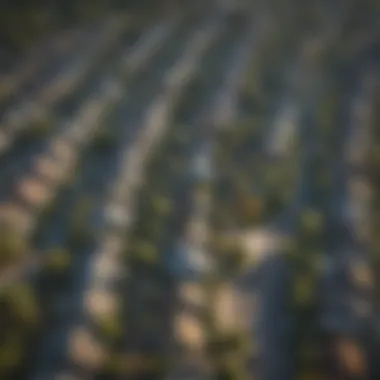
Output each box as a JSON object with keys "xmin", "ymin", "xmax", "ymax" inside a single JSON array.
[
  {"xmin": 67, "ymin": 326, "xmax": 106, "ymax": 370},
  {"xmin": 84, "ymin": 289, "xmax": 118, "ymax": 321},
  {"xmin": 0, "ymin": 202, "xmax": 32, "ymax": 232},
  {"xmin": 174, "ymin": 311, "xmax": 205, "ymax": 350},
  {"xmin": 34, "ymin": 155, "xmax": 65, "ymax": 185},
  {"xmin": 16, "ymin": 176, "xmax": 53, "ymax": 209}
]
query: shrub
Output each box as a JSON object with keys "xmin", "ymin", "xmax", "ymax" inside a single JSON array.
[
  {"xmin": 283, "ymin": 236, "xmax": 298, "ymax": 257},
  {"xmin": 132, "ymin": 215, "xmax": 164, "ymax": 244},
  {"xmin": 299, "ymin": 209, "xmax": 324, "ymax": 238},
  {"xmin": 0, "ymin": 332, "xmax": 24, "ymax": 373},
  {"xmin": 102, "ymin": 354, "xmax": 125, "ymax": 376},
  {"xmin": 207, "ymin": 330, "xmax": 250, "ymax": 357},
  {"xmin": 215, "ymin": 359, "xmax": 249, "ymax": 380},
  {"xmin": 236, "ymin": 193, "xmax": 264, "ymax": 227},
  {"xmin": 293, "ymin": 272, "xmax": 316, "ymax": 309},
  {"xmin": 208, "ymin": 330, "xmax": 250, "ymax": 380},
  {"xmin": 7, "ymin": 283, "xmax": 40, "ymax": 329},
  {"xmin": 45, "ymin": 247, "xmax": 71, "ymax": 272},
  {"xmin": 150, "ymin": 195, "xmax": 172, "ymax": 216},
  {"xmin": 210, "ymin": 234, "xmax": 246, "ymax": 275},
  {"xmin": 67, "ymin": 196, "xmax": 95, "ymax": 247},
  {"xmin": 29, "ymin": 110, "xmax": 54, "ymax": 137},
  {"xmin": 134, "ymin": 241, "xmax": 158, "ymax": 265},
  {"xmin": 118, "ymin": 64, "xmax": 131, "ymax": 82},
  {"xmin": 97, "ymin": 314, "xmax": 123, "ymax": 343},
  {"xmin": 0, "ymin": 225, "xmax": 27, "ymax": 269},
  {"xmin": 169, "ymin": 127, "xmax": 189, "ymax": 145},
  {"xmin": 92, "ymin": 129, "xmax": 117, "ymax": 150}
]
